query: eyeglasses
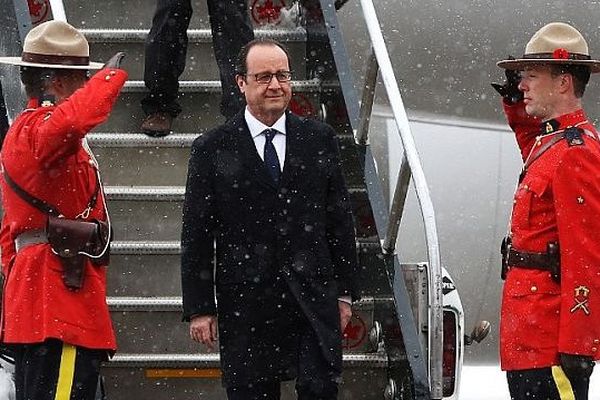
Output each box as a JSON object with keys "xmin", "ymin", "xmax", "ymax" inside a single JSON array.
[{"xmin": 247, "ymin": 71, "xmax": 293, "ymax": 84}]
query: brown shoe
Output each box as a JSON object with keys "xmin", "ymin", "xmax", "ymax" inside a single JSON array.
[{"xmin": 141, "ymin": 112, "xmax": 173, "ymax": 137}]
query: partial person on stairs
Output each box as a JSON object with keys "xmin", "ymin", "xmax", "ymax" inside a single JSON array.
[
  {"xmin": 0, "ymin": 20, "xmax": 126, "ymax": 400},
  {"xmin": 141, "ymin": 0, "xmax": 255, "ymax": 137}
]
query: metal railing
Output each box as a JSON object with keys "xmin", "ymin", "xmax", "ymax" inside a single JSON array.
[{"xmin": 356, "ymin": 1, "xmax": 444, "ymax": 398}]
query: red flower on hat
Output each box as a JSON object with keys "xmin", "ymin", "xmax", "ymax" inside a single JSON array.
[{"xmin": 553, "ymin": 48, "xmax": 570, "ymax": 60}]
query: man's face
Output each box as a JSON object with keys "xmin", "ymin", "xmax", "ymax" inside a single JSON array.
[
  {"xmin": 236, "ymin": 44, "xmax": 292, "ymax": 124},
  {"xmin": 518, "ymin": 65, "xmax": 562, "ymax": 120}
]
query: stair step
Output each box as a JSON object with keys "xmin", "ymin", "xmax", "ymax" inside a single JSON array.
[
  {"xmin": 91, "ymin": 133, "xmax": 362, "ymax": 189},
  {"xmin": 107, "ymin": 352, "xmax": 388, "ymax": 368},
  {"xmin": 106, "ymin": 186, "xmax": 185, "ymax": 201},
  {"xmin": 64, "ymin": 0, "xmax": 292, "ymax": 30},
  {"xmin": 110, "ymin": 240, "xmax": 379, "ymax": 255},
  {"xmin": 84, "ymin": 28, "xmax": 307, "ymax": 80},
  {"xmin": 121, "ymin": 79, "xmax": 320, "ymax": 93},
  {"xmin": 111, "ymin": 241, "xmax": 180, "ymax": 254},
  {"xmin": 107, "ymin": 295, "xmax": 388, "ymax": 311},
  {"xmin": 106, "ymin": 242, "xmax": 384, "ymax": 298},
  {"xmin": 109, "ymin": 241, "xmax": 379, "ymax": 254},
  {"xmin": 100, "ymin": 82, "xmax": 323, "ymax": 134},
  {"xmin": 89, "ymin": 132, "xmax": 353, "ymax": 147},
  {"xmin": 90, "ymin": 132, "xmax": 197, "ymax": 147},
  {"xmin": 106, "ymin": 188, "xmax": 373, "ymax": 242},
  {"xmin": 107, "ymin": 296, "xmax": 382, "ymax": 354},
  {"xmin": 105, "ymin": 185, "xmax": 365, "ymax": 201},
  {"xmin": 82, "ymin": 28, "xmax": 307, "ymax": 43},
  {"xmin": 100, "ymin": 364, "xmax": 387, "ymax": 400}
]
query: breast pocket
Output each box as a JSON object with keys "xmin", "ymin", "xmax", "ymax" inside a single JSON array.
[{"xmin": 512, "ymin": 176, "xmax": 551, "ymax": 230}]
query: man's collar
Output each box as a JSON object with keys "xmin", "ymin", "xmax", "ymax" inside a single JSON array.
[
  {"xmin": 244, "ymin": 107, "xmax": 287, "ymax": 138},
  {"xmin": 540, "ymin": 109, "xmax": 588, "ymax": 134}
]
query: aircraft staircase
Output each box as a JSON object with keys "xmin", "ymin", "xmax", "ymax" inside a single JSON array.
[{"xmin": 1, "ymin": 0, "xmax": 451, "ymax": 399}]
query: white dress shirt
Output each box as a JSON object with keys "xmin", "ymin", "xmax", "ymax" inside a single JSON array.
[
  {"xmin": 245, "ymin": 108, "xmax": 286, "ymax": 171},
  {"xmin": 243, "ymin": 108, "xmax": 352, "ymax": 307}
]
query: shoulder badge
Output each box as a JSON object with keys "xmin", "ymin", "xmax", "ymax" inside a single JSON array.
[{"xmin": 564, "ymin": 127, "xmax": 584, "ymax": 146}]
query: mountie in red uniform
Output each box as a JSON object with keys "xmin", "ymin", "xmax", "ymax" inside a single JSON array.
[
  {"xmin": 0, "ymin": 67, "xmax": 127, "ymax": 350},
  {"xmin": 500, "ymin": 99, "xmax": 600, "ymax": 371}
]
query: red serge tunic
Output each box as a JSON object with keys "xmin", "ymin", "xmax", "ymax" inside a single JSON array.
[
  {"xmin": 0, "ymin": 68, "xmax": 127, "ymax": 350},
  {"xmin": 500, "ymin": 100, "xmax": 600, "ymax": 371}
]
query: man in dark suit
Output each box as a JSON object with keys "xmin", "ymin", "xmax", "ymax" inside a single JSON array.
[{"xmin": 181, "ymin": 38, "xmax": 360, "ymax": 400}]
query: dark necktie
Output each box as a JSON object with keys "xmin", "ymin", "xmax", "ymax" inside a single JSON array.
[{"xmin": 262, "ymin": 129, "xmax": 281, "ymax": 184}]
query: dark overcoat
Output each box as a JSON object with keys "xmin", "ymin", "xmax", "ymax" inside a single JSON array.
[{"xmin": 181, "ymin": 111, "xmax": 360, "ymax": 386}]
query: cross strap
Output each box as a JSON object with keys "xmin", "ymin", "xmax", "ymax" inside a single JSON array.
[
  {"xmin": 519, "ymin": 127, "xmax": 596, "ymax": 183},
  {"xmin": 1, "ymin": 163, "xmax": 99, "ymax": 218}
]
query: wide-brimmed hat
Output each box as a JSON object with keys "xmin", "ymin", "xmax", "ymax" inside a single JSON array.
[
  {"xmin": 497, "ymin": 22, "xmax": 600, "ymax": 73},
  {"xmin": 0, "ymin": 20, "xmax": 103, "ymax": 70}
]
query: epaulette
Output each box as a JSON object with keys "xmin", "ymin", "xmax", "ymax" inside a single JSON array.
[{"xmin": 564, "ymin": 127, "xmax": 584, "ymax": 147}]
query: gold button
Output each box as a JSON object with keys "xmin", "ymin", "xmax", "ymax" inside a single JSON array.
[
  {"xmin": 524, "ymin": 185, "xmax": 529, "ymax": 190},
  {"xmin": 593, "ymin": 347, "xmax": 598, "ymax": 352},
  {"xmin": 530, "ymin": 286, "xmax": 538, "ymax": 292},
  {"xmin": 105, "ymin": 75, "xmax": 111, "ymax": 81},
  {"xmin": 110, "ymin": 70, "xmax": 116, "ymax": 76},
  {"xmin": 594, "ymin": 339, "xmax": 599, "ymax": 344}
]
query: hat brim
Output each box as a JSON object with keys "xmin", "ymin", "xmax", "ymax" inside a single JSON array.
[
  {"xmin": 0, "ymin": 57, "xmax": 104, "ymax": 70},
  {"xmin": 497, "ymin": 58, "xmax": 600, "ymax": 73}
]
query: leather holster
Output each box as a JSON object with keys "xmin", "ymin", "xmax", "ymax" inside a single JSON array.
[{"xmin": 46, "ymin": 216, "xmax": 110, "ymax": 290}]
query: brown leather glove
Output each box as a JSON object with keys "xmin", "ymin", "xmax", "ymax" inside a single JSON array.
[
  {"xmin": 491, "ymin": 56, "xmax": 523, "ymax": 104},
  {"xmin": 103, "ymin": 51, "xmax": 126, "ymax": 69}
]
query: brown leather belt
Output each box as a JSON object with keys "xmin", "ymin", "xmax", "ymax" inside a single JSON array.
[
  {"xmin": 508, "ymin": 248, "xmax": 557, "ymax": 271},
  {"xmin": 14, "ymin": 229, "xmax": 48, "ymax": 252},
  {"xmin": 501, "ymin": 237, "xmax": 560, "ymax": 282}
]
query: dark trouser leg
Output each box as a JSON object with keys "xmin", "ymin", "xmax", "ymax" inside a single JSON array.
[
  {"xmin": 226, "ymin": 380, "xmax": 281, "ymax": 400},
  {"xmin": 206, "ymin": 0, "xmax": 254, "ymax": 120},
  {"xmin": 507, "ymin": 366, "xmax": 591, "ymax": 400},
  {"xmin": 142, "ymin": 0, "xmax": 192, "ymax": 117},
  {"xmin": 13, "ymin": 339, "xmax": 105, "ymax": 400},
  {"xmin": 295, "ymin": 323, "xmax": 341, "ymax": 400},
  {"xmin": 562, "ymin": 363, "xmax": 593, "ymax": 400}
]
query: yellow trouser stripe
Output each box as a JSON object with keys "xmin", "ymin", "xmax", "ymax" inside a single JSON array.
[
  {"xmin": 551, "ymin": 365, "xmax": 575, "ymax": 400},
  {"xmin": 54, "ymin": 344, "xmax": 76, "ymax": 400}
]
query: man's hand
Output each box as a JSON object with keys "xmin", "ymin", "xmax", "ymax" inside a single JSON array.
[
  {"xmin": 103, "ymin": 52, "xmax": 126, "ymax": 69},
  {"xmin": 190, "ymin": 315, "xmax": 218, "ymax": 350},
  {"xmin": 338, "ymin": 301, "xmax": 352, "ymax": 331},
  {"xmin": 559, "ymin": 353, "xmax": 595, "ymax": 380},
  {"xmin": 491, "ymin": 56, "xmax": 523, "ymax": 104}
]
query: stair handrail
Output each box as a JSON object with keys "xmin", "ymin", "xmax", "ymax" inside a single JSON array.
[
  {"xmin": 48, "ymin": 0, "xmax": 67, "ymax": 22},
  {"xmin": 358, "ymin": 1, "xmax": 444, "ymax": 398}
]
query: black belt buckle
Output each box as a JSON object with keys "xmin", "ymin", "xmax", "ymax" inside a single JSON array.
[{"xmin": 501, "ymin": 236, "xmax": 511, "ymax": 280}]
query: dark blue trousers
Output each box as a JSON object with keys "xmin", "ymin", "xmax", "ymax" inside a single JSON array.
[{"xmin": 507, "ymin": 365, "xmax": 593, "ymax": 400}]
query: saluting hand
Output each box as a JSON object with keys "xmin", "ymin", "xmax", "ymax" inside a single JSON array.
[
  {"xmin": 190, "ymin": 315, "xmax": 218, "ymax": 350},
  {"xmin": 491, "ymin": 56, "xmax": 523, "ymax": 104},
  {"xmin": 103, "ymin": 51, "xmax": 126, "ymax": 69}
]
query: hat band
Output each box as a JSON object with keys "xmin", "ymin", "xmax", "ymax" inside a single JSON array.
[
  {"xmin": 21, "ymin": 52, "xmax": 90, "ymax": 66},
  {"xmin": 522, "ymin": 52, "xmax": 591, "ymax": 61}
]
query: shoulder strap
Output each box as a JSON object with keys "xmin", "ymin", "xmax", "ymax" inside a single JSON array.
[
  {"xmin": 519, "ymin": 131, "xmax": 566, "ymax": 183},
  {"xmin": 2, "ymin": 164, "xmax": 61, "ymax": 217}
]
